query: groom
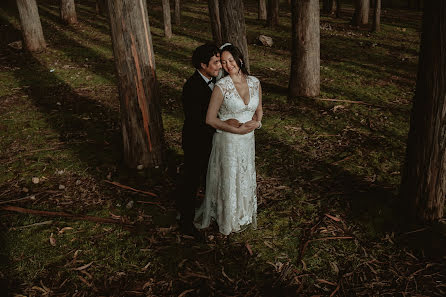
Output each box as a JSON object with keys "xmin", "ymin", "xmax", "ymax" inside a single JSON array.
[{"xmin": 177, "ymin": 44, "xmax": 237, "ymax": 236}]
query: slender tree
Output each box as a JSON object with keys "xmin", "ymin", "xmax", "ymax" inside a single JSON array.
[
  {"xmin": 336, "ymin": 0, "xmax": 341, "ymax": 18},
  {"xmin": 107, "ymin": 0, "xmax": 165, "ymax": 168},
  {"xmin": 161, "ymin": 0, "xmax": 172, "ymax": 38},
  {"xmin": 267, "ymin": 0, "xmax": 279, "ymax": 27},
  {"xmin": 16, "ymin": 0, "xmax": 46, "ymax": 52},
  {"xmin": 60, "ymin": 0, "xmax": 77, "ymax": 25},
  {"xmin": 288, "ymin": 0, "xmax": 320, "ymax": 98},
  {"xmin": 219, "ymin": 0, "xmax": 250, "ymax": 71},
  {"xmin": 372, "ymin": 0, "xmax": 381, "ymax": 31},
  {"xmin": 329, "ymin": 0, "xmax": 337, "ymax": 15},
  {"xmin": 96, "ymin": 0, "xmax": 108, "ymax": 17},
  {"xmin": 400, "ymin": 1, "xmax": 446, "ymax": 222},
  {"xmin": 174, "ymin": 0, "xmax": 181, "ymax": 25},
  {"xmin": 352, "ymin": 0, "xmax": 369, "ymax": 26},
  {"xmin": 323, "ymin": 0, "xmax": 330, "ymax": 14},
  {"xmin": 208, "ymin": 0, "xmax": 222, "ymax": 45},
  {"xmin": 258, "ymin": 0, "xmax": 267, "ymax": 20}
]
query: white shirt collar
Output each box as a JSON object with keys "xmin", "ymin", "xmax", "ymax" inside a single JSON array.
[{"xmin": 198, "ymin": 70, "xmax": 212, "ymax": 84}]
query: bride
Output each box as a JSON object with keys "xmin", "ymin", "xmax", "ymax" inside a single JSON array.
[{"xmin": 194, "ymin": 43, "xmax": 263, "ymax": 235}]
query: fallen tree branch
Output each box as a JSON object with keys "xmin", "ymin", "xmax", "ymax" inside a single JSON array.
[
  {"xmin": 104, "ymin": 180, "xmax": 158, "ymax": 197},
  {"xmin": 0, "ymin": 206, "xmax": 133, "ymax": 228},
  {"xmin": 0, "ymin": 195, "xmax": 36, "ymax": 205},
  {"xmin": 314, "ymin": 98, "xmax": 384, "ymax": 108}
]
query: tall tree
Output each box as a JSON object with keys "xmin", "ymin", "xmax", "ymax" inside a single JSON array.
[
  {"xmin": 372, "ymin": 0, "xmax": 381, "ymax": 31},
  {"xmin": 400, "ymin": 1, "xmax": 446, "ymax": 222},
  {"xmin": 267, "ymin": 0, "xmax": 279, "ymax": 27},
  {"xmin": 161, "ymin": 0, "xmax": 172, "ymax": 38},
  {"xmin": 323, "ymin": 0, "xmax": 330, "ymax": 14},
  {"xmin": 258, "ymin": 0, "xmax": 267, "ymax": 21},
  {"xmin": 208, "ymin": 0, "xmax": 222, "ymax": 45},
  {"xmin": 336, "ymin": 0, "xmax": 342, "ymax": 18},
  {"xmin": 329, "ymin": 0, "xmax": 337, "ymax": 15},
  {"xmin": 107, "ymin": 0, "xmax": 165, "ymax": 168},
  {"xmin": 16, "ymin": 0, "xmax": 46, "ymax": 52},
  {"xmin": 96, "ymin": 0, "xmax": 108, "ymax": 17},
  {"xmin": 60, "ymin": 0, "xmax": 77, "ymax": 25},
  {"xmin": 352, "ymin": 0, "xmax": 369, "ymax": 26},
  {"xmin": 174, "ymin": 0, "xmax": 181, "ymax": 25},
  {"xmin": 288, "ymin": 0, "xmax": 320, "ymax": 97},
  {"xmin": 219, "ymin": 0, "xmax": 250, "ymax": 71}
]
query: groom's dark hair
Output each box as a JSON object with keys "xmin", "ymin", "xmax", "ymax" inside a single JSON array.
[{"xmin": 192, "ymin": 44, "xmax": 220, "ymax": 70}]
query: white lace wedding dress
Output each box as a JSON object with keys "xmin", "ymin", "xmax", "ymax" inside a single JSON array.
[{"xmin": 194, "ymin": 75, "xmax": 260, "ymax": 235}]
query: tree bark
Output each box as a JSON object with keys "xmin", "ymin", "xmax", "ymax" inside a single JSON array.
[
  {"xmin": 258, "ymin": 0, "xmax": 267, "ymax": 20},
  {"xmin": 267, "ymin": 0, "xmax": 279, "ymax": 27},
  {"xmin": 288, "ymin": 0, "xmax": 320, "ymax": 98},
  {"xmin": 96, "ymin": 0, "xmax": 108, "ymax": 17},
  {"xmin": 208, "ymin": 0, "xmax": 222, "ymax": 45},
  {"xmin": 372, "ymin": 0, "xmax": 381, "ymax": 31},
  {"xmin": 329, "ymin": 0, "xmax": 337, "ymax": 15},
  {"xmin": 352, "ymin": 0, "xmax": 369, "ymax": 26},
  {"xmin": 60, "ymin": 0, "xmax": 77, "ymax": 25},
  {"xmin": 336, "ymin": 0, "xmax": 341, "ymax": 18},
  {"xmin": 174, "ymin": 0, "xmax": 181, "ymax": 25},
  {"xmin": 323, "ymin": 0, "xmax": 330, "ymax": 13},
  {"xmin": 400, "ymin": 1, "xmax": 446, "ymax": 222},
  {"xmin": 16, "ymin": 0, "xmax": 46, "ymax": 52},
  {"xmin": 161, "ymin": 0, "xmax": 172, "ymax": 38},
  {"xmin": 219, "ymin": 0, "xmax": 250, "ymax": 72},
  {"xmin": 107, "ymin": 0, "xmax": 165, "ymax": 169}
]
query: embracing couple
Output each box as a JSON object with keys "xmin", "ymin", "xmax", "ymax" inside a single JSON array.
[{"xmin": 177, "ymin": 43, "xmax": 263, "ymax": 237}]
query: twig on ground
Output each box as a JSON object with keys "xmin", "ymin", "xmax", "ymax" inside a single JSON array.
[
  {"xmin": 136, "ymin": 200, "xmax": 166, "ymax": 210},
  {"xmin": 314, "ymin": 98, "xmax": 384, "ymax": 108},
  {"xmin": 1, "ymin": 205, "xmax": 133, "ymax": 228},
  {"xmin": 104, "ymin": 180, "xmax": 158, "ymax": 197},
  {"xmin": 14, "ymin": 220, "xmax": 53, "ymax": 229},
  {"xmin": 0, "ymin": 195, "xmax": 36, "ymax": 205}
]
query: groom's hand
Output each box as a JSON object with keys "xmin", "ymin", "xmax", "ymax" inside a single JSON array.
[
  {"xmin": 224, "ymin": 118, "xmax": 241, "ymax": 128},
  {"xmin": 238, "ymin": 120, "xmax": 258, "ymax": 134}
]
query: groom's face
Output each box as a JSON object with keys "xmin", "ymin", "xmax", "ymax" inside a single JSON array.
[{"xmin": 201, "ymin": 54, "xmax": 221, "ymax": 78}]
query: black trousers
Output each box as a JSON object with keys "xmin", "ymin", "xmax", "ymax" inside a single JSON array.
[{"xmin": 177, "ymin": 145, "xmax": 212, "ymax": 226}]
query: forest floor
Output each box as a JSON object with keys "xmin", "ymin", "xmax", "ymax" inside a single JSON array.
[{"xmin": 1, "ymin": 0, "xmax": 446, "ymax": 296}]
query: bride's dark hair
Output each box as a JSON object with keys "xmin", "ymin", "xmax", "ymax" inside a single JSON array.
[{"xmin": 220, "ymin": 44, "xmax": 249, "ymax": 76}]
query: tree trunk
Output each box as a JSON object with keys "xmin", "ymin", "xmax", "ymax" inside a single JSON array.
[
  {"xmin": 60, "ymin": 0, "xmax": 77, "ymax": 25},
  {"xmin": 336, "ymin": 0, "xmax": 341, "ymax": 18},
  {"xmin": 16, "ymin": 0, "xmax": 46, "ymax": 52},
  {"xmin": 329, "ymin": 0, "xmax": 337, "ymax": 15},
  {"xmin": 267, "ymin": 0, "xmax": 279, "ymax": 27},
  {"xmin": 372, "ymin": 0, "xmax": 381, "ymax": 31},
  {"xmin": 352, "ymin": 0, "xmax": 369, "ymax": 26},
  {"xmin": 288, "ymin": 0, "xmax": 320, "ymax": 98},
  {"xmin": 208, "ymin": 0, "xmax": 222, "ymax": 45},
  {"xmin": 161, "ymin": 0, "xmax": 172, "ymax": 38},
  {"xmin": 416, "ymin": 0, "xmax": 421, "ymax": 10},
  {"xmin": 174, "ymin": 0, "xmax": 180, "ymax": 25},
  {"xmin": 258, "ymin": 0, "xmax": 267, "ymax": 20},
  {"xmin": 96, "ymin": 0, "xmax": 108, "ymax": 17},
  {"xmin": 323, "ymin": 0, "xmax": 330, "ymax": 13},
  {"xmin": 400, "ymin": 1, "xmax": 446, "ymax": 222},
  {"xmin": 107, "ymin": 0, "xmax": 165, "ymax": 169},
  {"xmin": 219, "ymin": 0, "xmax": 250, "ymax": 72}
]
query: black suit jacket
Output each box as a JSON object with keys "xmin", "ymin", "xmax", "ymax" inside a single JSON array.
[{"xmin": 181, "ymin": 70, "xmax": 215, "ymax": 154}]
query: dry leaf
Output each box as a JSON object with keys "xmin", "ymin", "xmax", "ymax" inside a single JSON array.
[
  {"xmin": 245, "ymin": 242, "xmax": 253, "ymax": 256},
  {"xmin": 73, "ymin": 262, "xmax": 93, "ymax": 271},
  {"xmin": 325, "ymin": 214, "xmax": 342, "ymax": 222},
  {"xmin": 32, "ymin": 177, "xmax": 40, "ymax": 184},
  {"xmin": 58, "ymin": 227, "xmax": 73, "ymax": 234},
  {"xmin": 49, "ymin": 233, "xmax": 56, "ymax": 246},
  {"xmin": 178, "ymin": 289, "xmax": 195, "ymax": 297}
]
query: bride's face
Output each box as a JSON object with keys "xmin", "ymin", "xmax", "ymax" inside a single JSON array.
[{"xmin": 221, "ymin": 51, "xmax": 240, "ymax": 75}]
